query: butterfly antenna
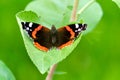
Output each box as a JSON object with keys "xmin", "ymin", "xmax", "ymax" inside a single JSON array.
[{"xmin": 81, "ymin": 24, "xmax": 87, "ymax": 31}]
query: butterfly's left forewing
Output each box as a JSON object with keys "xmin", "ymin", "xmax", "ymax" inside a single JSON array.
[
  {"xmin": 21, "ymin": 22, "xmax": 52, "ymax": 51},
  {"xmin": 21, "ymin": 22, "xmax": 40, "ymax": 39}
]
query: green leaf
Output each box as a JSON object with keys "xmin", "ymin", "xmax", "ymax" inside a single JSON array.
[
  {"xmin": 17, "ymin": 13, "xmax": 82, "ymax": 74},
  {"xmin": 0, "ymin": 61, "xmax": 15, "ymax": 80},
  {"xmin": 112, "ymin": 0, "xmax": 120, "ymax": 8},
  {"xmin": 16, "ymin": 0, "xmax": 103, "ymax": 74},
  {"xmin": 16, "ymin": 11, "xmax": 40, "ymax": 23}
]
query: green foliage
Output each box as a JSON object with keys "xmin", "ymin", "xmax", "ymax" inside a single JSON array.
[
  {"xmin": 112, "ymin": 0, "xmax": 120, "ymax": 8},
  {"xmin": 17, "ymin": 14, "xmax": 82, "ymax": 74},
  {"xmin": 0, "ymin": 61, "xmax": 15, "ymax": 80},
  {"xmin": 17, "ymin": 11, "xmax": 40, "ymax": 22},
  {"xmin": 16, "ymin": 0, "xmax": 103, "ymax": 74},
  {"xmin": 1, "ymin": 0, "xmax": 120, "ymax": 80}
]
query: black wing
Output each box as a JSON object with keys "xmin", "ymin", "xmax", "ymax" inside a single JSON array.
[
  {"xmin": 21, "ymin": 22, "xmax": 39, "ymax": 38},
  {"xmin": 56, "ymin": 23, "xmax": 87, "ymax": 49},
  {"xmin": 21, "ymin": 22, "xmax": 52, "ymax": 51},
  {"xmin": 68, "ymin": 24, "xmax": 87, "ymax": 37}
]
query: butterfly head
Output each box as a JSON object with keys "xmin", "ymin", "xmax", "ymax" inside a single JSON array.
[{"xmin": 51, "ymin": 25, "xmax": 57, "ymax": 34}]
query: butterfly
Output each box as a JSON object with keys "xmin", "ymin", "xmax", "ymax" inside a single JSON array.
[{"xmin": 21, "ymin": 22, "xmax": 87, "ymax": 52}]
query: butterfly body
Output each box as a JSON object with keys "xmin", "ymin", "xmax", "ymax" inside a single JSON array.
[{"xmin": 21, "ymin": 22, "xmax": 87, "ymax": 52}]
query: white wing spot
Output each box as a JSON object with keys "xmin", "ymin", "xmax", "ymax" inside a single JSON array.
[
  {"xmin": 75, "ymin": 30, "xmax": 78, "ymax": 32},
  {"xmin": 30, "ymin": 29, "xmax": 32, "ymax": 31},
  {"xmin": 78, "ymin": 28, "xmax": 81, "ymax": 31},
  {"xmin": 26, "ymin": 27, "xmax": 29, "ymax": 30},
  {"xmin": 75, "ymin": 24, "xmax": 79, "ymax": 28},
  {"xmin": 29, "ymin": 22, "xmax": 33, "ymax": 27}
]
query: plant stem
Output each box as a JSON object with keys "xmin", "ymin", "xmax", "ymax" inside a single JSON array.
[
  {"xmin": 45, "ymin": 64, "xmax": 57, "ymax": 80},
  {"xmin": 70, "ymin": 0, "xmax": 79, "ymax": 22}
]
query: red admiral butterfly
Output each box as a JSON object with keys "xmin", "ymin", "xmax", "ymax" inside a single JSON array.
[{"xmin": 21, "ymin": 22, "xmax": 87, "ymax": 52}]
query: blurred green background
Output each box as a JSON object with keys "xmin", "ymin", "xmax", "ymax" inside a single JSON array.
[{"xmin": 0, "ymin": 0, "xmax": 120, "ymax": 80}]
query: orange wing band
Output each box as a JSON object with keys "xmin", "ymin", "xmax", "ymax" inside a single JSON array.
[
  {"xmin": 65, "ymin": 26, "xmax": 75, "ymax": 39},
  {"xmin": 58, "ymin": 26, "xmax": 75, "ymax": 49},
  {"xmin": 34, "ymin": 42, "xmax": 49, "ymax": 52},
  {"xmin": 32, "ymin": 25, "xmax": 42, "ymax": 39},
  {"xmin": 58, "ymin": 40, "xmax": 73, "ymax": 49}
]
